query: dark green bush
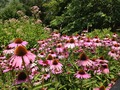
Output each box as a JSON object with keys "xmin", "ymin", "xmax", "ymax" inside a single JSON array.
[{"xmin": 0, "ymin": 0, "xmax": 25, "ymax": 20}]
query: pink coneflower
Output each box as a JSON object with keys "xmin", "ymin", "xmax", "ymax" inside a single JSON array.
[
  {"xmin": 0, "ymin": 54, "xmax": 6, "ymax": 60},
  {"xmin": 93, "ymin": 85, "xmax": 109, "ymax": 90},
  {"xmin": 38, "ymin": 60, "xmax": 50, "ymax": 66},
  {"xmin": 65, "ymin": 38, "xmax": 76, "ymax": 49},
  {"xmin": 51, "ymin": 68, "xmax": 62, "ymax": 74},
  {"xmin": 15, "ymin": 71, "xmax": 28, "ymax": 85},
  {"xmin": 112, "ymin": 33, "xmax": 118, "ymax": 38},
  {"xmin": 101, "ymin": 64, "xmax": 109, "ymax": 74},
  {"xmin": 41, "ymin": 74, "xmax": 50, "ymax": 80},
  {"xmin": 52, "ymin": 32, "xmax": 60, "ymax": 38},
  {"xmin": 56, "ymin": 44, "xmax": 64, "ymax": 53},
  {"xmin": 49, "ymin": 59, "xmax": 63, "ymax": 74},
  {"xmin": 49, "ymin": 51, "xmax": 57, "ymax": 58},
  {"xmin": 61, "ymin": 34, "xmax": 69, "ymax": 40},
  {"xmin": 38, "ymin": 52, "xmax": 46, "ymax": 58},
  {"xmin": 50, "ymin": 59, "xmax": 62, "ymax": 70},
  {"xmin": 8, "ymin": 38, "xmax": 28, "ymax": 48},
  {"xmin": 96, "ymin": 56, "xmax": 108, "ymax": 65},
  {"xmin": 84, "ymin": 38, "xmax": 93, "ymax": 47},
  {"xmin": 74, "ymin": 69, "xmax": 91, "ymax": 79},
  {"xmin": 108, "ymin": 49, "xmax": 118, "ymax": 59},
  {"xmin": 46, "ymin": 54, "xmax": 53, "ymax": 61},
  {"xmin": 9, "ymin": 46, "xmax": 36, "ymax": 69},
  {"xmin": 111, "ymin": 43, "xmax": 120, "ymax": 51},
  {"xmin": 93, "ymin": 40, "xmax": 102, "ymax": 47},
  {"xmin": 3, "ymin": 46, "xmax": 14, "ymax": 55},
  {"xmin": 77, "ymin": 52, "xmax": 93, "ymax": 66}
]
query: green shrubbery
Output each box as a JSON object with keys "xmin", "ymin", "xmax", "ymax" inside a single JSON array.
[{"xmin": 0, "ymin": 17, "xmax": 50, "ymax": 51}]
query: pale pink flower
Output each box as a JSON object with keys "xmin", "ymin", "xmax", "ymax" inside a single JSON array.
[
  {"xmin": 101, "ymin": 64, "xmax": 109, "ymax": 74},
  {"xmin": 52, "ymin": 32, "xmax": 60, "ymax": 38},
  {"xmin": 3, "ymin": 46, "xmax": 14, "ymax": 55},
  {"xmin": 8, "ymin": 38, "xmax": 28, "ymax": 48},
  {"xmin": 50, "ymin": 59, "xmax": 63, "ymax": 70},
  {"xmin": 51, "ymin": 68, "xmax": 62, "ymax": 74},
  {"xmin": 0, "ymin": 54, "xmax": 6, "ymax": 60},
  {"xmin": 9, "ymin": 46, "xmax": 36, "ymax": 69},
  {"xmin": 111, "ymin": 43, "xmax": 120, "ymax": 51},
  {"xmin": 74, "ymin": 69, "xmax": 91, "ymax": 79},
  {"xmin": 112, "ymin": 33, "xmax": 118, "ymax": 38},
  {"xmin": 38, "ymin": 60, "xmax": 50, "ymax": 66},
  {"xmin": 77, "ymin": 52, "xmax": 93, "ymax": 66},
  {"xmin": 38, "ymin": 52, "xmax": 46, "ymax": 58},
  {"xmin": 41, "ymin": 74, "xmax": 50, "ymax": 80},
  {"xmin": 108, "ymin": 50, "xmax": 118, "ymax": 58},
  {"xmin": 56, "ymin": 44, "xmax": 64, "ymax": 53},
  {"xmin": 65, "ymin": 38, "xmax": 76, "ymax": 49},
  {"xmin": 84, "ymin": 38, "xmax": 93, "ymax": 47}
]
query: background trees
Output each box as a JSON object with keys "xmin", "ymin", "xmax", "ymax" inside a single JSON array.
[{"xmin": 0, "ymin": 0, "xmax": 120, "ymax": 34}]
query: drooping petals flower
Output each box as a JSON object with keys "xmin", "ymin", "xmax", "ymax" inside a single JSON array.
[
  {"xmin": 3, "ymin": 46, "xmax": 14, "ymax": 55},
  {"xmin": 9, "ymin": 46, "xmax": 36, "ymax": 69},
  {"xmin": 74, "ymin": 69, "xmax": 91, "ymax": 79},
  {"xmin": 41, "ymin": 74, "xmax": 50, "ymax": 80},
  {"xmin": 49, "ymin": 59, "xmax": 63, "ymax": 74},
  {"xmin": 8, "ymin": 38, "xmax": 28, "ymax": 48},
  {"xmin": 77, "ymin": 52, "xmax": 93, "ymax": 66},
  {"xmin": 14, "ymin": 71, "xmax": 28, "ymax": 85}
]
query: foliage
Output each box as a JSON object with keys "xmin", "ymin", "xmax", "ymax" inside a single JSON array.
[
  {"xmin": 40, "ymin": 0, "xmax": 120, "ymax": 34},
  {"xmin": 0, "ymin": 17, "xmax": 50, "ymax": 50},
  {"xmin": 0, "ymin": 0, "xmax": 25, "ymax": 20}
]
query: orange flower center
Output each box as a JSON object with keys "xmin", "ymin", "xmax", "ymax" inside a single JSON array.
[
  {"xmin": 52, "ymin": 59, "xmax": 59, "ymax": 65},
  {"xmin": 99, "ymin": 86, "xmax": 105, "ymax": 90},
  {"xmin": 79, "ymin": 53, "xmax": 87, "ymax": 61},
  {"xmin": 47, "ymin": 55, "xmax": 53, "ymax": 60},
  {"xmin": 69, "ymin": 38, "xmax": 75, "ymax": 43},
  {"xmin": 14, "ymin": 38, "xmax": 23, "ymax": 44},
  {"xmin": 17, "ymin": 72, "xmax": 27, "ymax": 81},
  {"xmin": 78, "ymin": 69, "xmax": 85, "ymax": 75},
  {"xmin": 15, "ymin": 46, "xmax": 27, "ymax": 56}
]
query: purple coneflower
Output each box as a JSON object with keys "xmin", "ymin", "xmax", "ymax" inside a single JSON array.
[
  {"xmin": 15, "ymin": 71, "xmax": 28, "ymax": 85},
  {"xmin": 49, "ymin": 59, "xmax": 63, "ymax": 74},
  {"xmin": 77, "ymin": 52, "xmax": 93, "ymax": 66},
  {"xmin": 9, "ymin": 46, "xmax": 36, "ymax": 69},
  {"xmin": 3, "ymin": 46, "xmax": 14, "ymax": 55},
  {"xmin": 74, "ymin": 69, "xmax": 91, "ymax": 79},
  {"xmin": 41, "ymin": 74, "xmax": 50, "ymax": 80},
  {"xmin": 8, "ymin": 38, "xmax": 28, "ymax": 48}
]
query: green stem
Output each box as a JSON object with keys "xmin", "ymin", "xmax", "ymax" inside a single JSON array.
[
  {"xmin": 22, "ymin": 57, "xmax": 33, "ymax": 89},
  {"xmin": 80, "ymin": 79, "xmax": 83, "ymax": 90}
]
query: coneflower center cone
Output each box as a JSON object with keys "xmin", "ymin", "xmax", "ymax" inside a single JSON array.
[
  {"xmin": 52, "ymin": 60, "xmax": 58, "ymax": 65},
  {"xmin": 15, "ymin": 46, "xmax": 27, "ymax": 56},
  {"xmin": 47, "ymin": 55, "xmax": 53, "ymax": 60},
  {"xmin": 78, "ymin": 70, "xmax": 85, "ymax": 75},
  {"xmin": 17, "ymin": 72, "xmax": 27, "ymax": 81},
  {"xmin": 79, "ymin": 53, "xmax": 87, "ymax": 61},
  {"xmin": 69, "ymin": 38, "xmax": 75, "ymax": 43},
  {"xmin": 14, "ymin": 38, "xmax": 23, "ymax": 44},
  {"xmin": 99, "ymin": 86, "xmax": 105, "ymax": 90}
]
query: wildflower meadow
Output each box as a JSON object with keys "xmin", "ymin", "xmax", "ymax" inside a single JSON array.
[
  {"xmin": 0, "ymin": 1, "xmax": 120, "ymax": 90},
  {"xmin": 0, "ymin": 23, "xmax": 120, "ymax": 90}
]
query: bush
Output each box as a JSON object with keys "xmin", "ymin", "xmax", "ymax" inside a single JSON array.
[{"xmin": 0, "ymin": 0, "xmax": 25, "ymax": 20}]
